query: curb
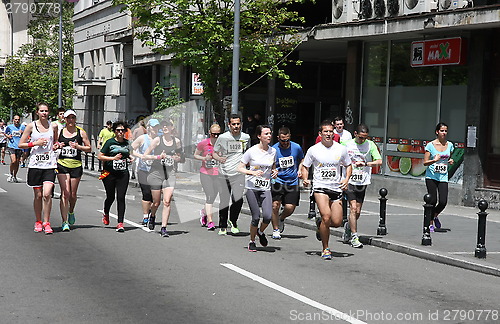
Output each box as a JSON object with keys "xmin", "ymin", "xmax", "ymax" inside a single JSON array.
[{"xmin": 83, "ymin": 169, "xmax": 500, "ymax": 277}]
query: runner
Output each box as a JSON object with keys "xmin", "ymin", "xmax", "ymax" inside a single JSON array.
[
  {"xmin": 423, "ymin": 122, "xmax": 454, "ymax": 232},
  {"xmin": 270, "ymin": 126, "xmax": 304, "ymax": 240},
  {"xmin": 56, "ymin": 110, "xmax": 92, "ymax": 231},
  {"xmin": 5, "ymin": 115, "xmax": 25, "ymax": 182},
  {"xmin": 131, "ymin": 118, "xmax": 160, "ymax": 226},
  {"xmin": 18, "ymin": 103, "xmax": 60, "ymax": 234},
  {"xmin": 333, "ymin": 116, "xmax": 352, "ymax": 144},
  {"xmin": 0, "ymin": 119, "xmax": 7, "ymax": 164},
  {"xmin": 301, "ymin": 120, "xmax": 352, "ymax": 260},
  {"xmin": 213, "ymin": 114, "xmax": 250, "ymax": 235},
  {"xmin": 97, "ymin": 121, "xmax": 131, "ymax": 233},
  {"xmin": 143, "ymin": 120, "xmax": 184, "ymax": 237},
  {"xmin": 343, "ymin": 124, "xmax": 382, "ymax": 248},
  {"xmin": 238, "ymin": 125, "xmax": 277, "ymax": 251},
  {"xmin": 97, "ymin": 120, "xmax": 114, "ymax": 150},
  {"xmin": 193, "ymin": 124, "xmax": 221, "ymax": 231},
  {"xmin": 52, "ymin": 108, "xmax": 66, "ymax": 134}
]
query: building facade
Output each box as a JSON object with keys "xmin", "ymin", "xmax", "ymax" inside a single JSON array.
[{"xmin": 72, "ymin": 0, "xmax": 500, "ymax": 208}]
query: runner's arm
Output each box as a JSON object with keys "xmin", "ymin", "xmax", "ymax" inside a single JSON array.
[{"xmin": 18, "ymin": 124, "xmax": 34, "ymax": 149}]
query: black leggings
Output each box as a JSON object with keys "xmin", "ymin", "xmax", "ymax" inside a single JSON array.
[
  {"xmin": 200, "ymin": 172, "xmax": 219, "ymax": 204},
  {"xmin": 246, "ymin": 189, "xmax": 272, "ymax": 227},
  {"xmin": 425, "ymin": 178, "xmax": 448, "ymax": 218},
  {"xmin": 102, "ymin": 170, "xmax": 129, "ymax": 223}
]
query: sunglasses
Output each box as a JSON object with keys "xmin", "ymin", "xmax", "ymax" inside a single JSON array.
[
  {"xmin": 211, "ymin": 133, "xmax": 221, "ymax": 137},
  {"xmin": 115, "ymin": 128, "xmax": 126, "ymax": 132}
]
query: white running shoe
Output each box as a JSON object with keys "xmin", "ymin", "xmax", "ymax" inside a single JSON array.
[
  {"xmin": 272, "ymin": 230, "xmax": 281, "ymax": 240},
  {"xmin": 350, "ymin": 235, "xmax": 363, "ymax": 248},
  {"xmin": 342, "ymin": 222, "xmax": 351, "ymax": 244}
]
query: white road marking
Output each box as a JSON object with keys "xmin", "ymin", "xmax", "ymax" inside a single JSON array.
[
  {"xmin": 221, "ymin": 263, "xmax": 366, "ymax": 324},
  {"xmin": 97, "ymin": 209, "xmax": 153, "ymax": 232},
  {"xmin": 0, "ymin": 188, "xmax": 6, "ymax": 193}
]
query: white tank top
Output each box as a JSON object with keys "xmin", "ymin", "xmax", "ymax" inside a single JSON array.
[{"xmin": 28, "ymin": 121, "xmax": 57, "ymax": 169}]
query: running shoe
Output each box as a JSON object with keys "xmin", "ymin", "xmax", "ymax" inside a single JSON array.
[
  {"xmin": 116, "ymin": 223, "xmax": 125, "ymax": 232},
  {"xmin": 68, "ymin": 212, "xmax": 75, "ymax": 225},
  {"xmin": 315, "ymin": 216, "xmax": 322, "ymax": 241},
  {"xmin": 279, "ymin": 218, "xmax": 285, "ymax": 233},
  {"xmin": 199, "ymin": 209, "xmax": 207, "ymax": 227},
  {"xmin": 1, "ymin": 160, "xmax": 4, "ymax": 165},
  {"xmin": 12, "ymin": 176, "xmax": 19, "ymax": 183},
  {"xmin": 148, "ymin": 216, "xmax": 156, "ymax": 230},
  {"xmin": 21, "ymin": 163, "xmax": 25, "ymax": 168},
  {"xmin": 248, "ymin": 241, "xmax": 257, "ymax": 252},
  {"xmin": 321, "ymin": 248, "xmax": 332, "ymax": 260},
  {"xmin": 7, "ymin": 175, "xmax": 12, "ymax": 182},
  {"xmin": 160, "ymin": 227, "xmax": 169, "ymax": 237},
  {"xmin": 434, "ymin": 217, "xmax": 442, "ymax": 229},
  {"xmin": 142, "ymin": 217, "xmax": 149, "ymax": 226},
  {"xmin": 207, "ymin": 222, "xmax": 216, "ymax": 231},
  {"xmin": 272, "ymin": 229, "xmax": 281, "ymax": 240},
  {"xmin": 102, "ymin": 214, "xmax": 110, "ymax": 225},
  {"xmin": 218, "ymin": 228, "xmax": 227, "ymax": 236},
  {"xmin": 342, "ymin": 221, "xmax": 351, "ymax": 244},
  {"xmin": 62, "ymin": 222, "xmax": 70, "ymax": 232},
  {"xmin": 257, "ymin": 231, "xmax": 268, "ymax": 247},
  {"xmin": 429, "ymin": 225, "xmax": 435, "ymax": 233},
  {"xmin": 34, "ymin": 221, "xmax": 43, "ymax": 233},
  {"xmin": 228, "ymin": 220, "xmax": 240, "ymax": 234},
  {"xmin": 350, "ymin": 235, "xmax": 363, "ymax": 248},
  {"xmin": 43, "ymin": 222, "xmax": 53, "ymax": 235}
]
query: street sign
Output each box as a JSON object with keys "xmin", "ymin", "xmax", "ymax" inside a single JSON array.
[{"xmin": 411, "ymin": 37, "xmax": 466, "ymax": 67}]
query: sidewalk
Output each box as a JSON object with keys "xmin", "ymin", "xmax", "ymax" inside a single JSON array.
[{"xmin": 84, "ymin": 167, "xmax": 500, "ymax": 277}]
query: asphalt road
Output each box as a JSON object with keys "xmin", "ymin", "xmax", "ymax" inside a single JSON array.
[{"xmin": 1, "ymin": 165, "xmax": 499, "ymax": 323}]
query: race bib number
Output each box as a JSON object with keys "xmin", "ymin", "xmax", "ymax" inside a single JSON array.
[
  {"xmin": 434, "ymin": 163, "xmax": 447, "ymax": 174},
  {"xmin": 12, "ymin": 131, "xmax": 21, "ymax": 137},
  {"xmin": 113, "ymin": 159, "xmax": 127, "ymax": 171},
  {"xmin": 34, "ymin": 153, "xmax": 50, "ymax": 164},
  {"xmin": 319, "ymin": 168, "xmax": 336, "ymax": 180},
  {"xmin": 205, "ymin": 159, "xmax": 218, "ymax": 168},
  {"xmin": 227, "ymin": 141, "xmax": 243, "ymax": 153},
  {"xmin": 351, "ymin": 169, "xmax": 365, "ymax": 183},
  {"xmin": 278, "ymin": 156, "xmax": 294, "ymax": 169},
  {"xmin": 161, "ymin": 156, "xmax": 175, "ymax": 167},
  {"xmin": 253, "ymin": 177, "xmax": 270, "ymax": 189},
  {"xmin": 61, "ymin": 147, "xmax": 77, "ymax": 157}
]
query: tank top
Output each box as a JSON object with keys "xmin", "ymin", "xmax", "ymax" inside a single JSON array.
[
  {"xmin": 58, "ymin": 127, "xmax": 83, "ymax": 168},
  {"xmin": 28, "ymin": 121, "xmax": 57, "ymax": 169},
  {"xmin": 138, "ymin": 134, "xmax": 153, "ymax": 172},
  {"xmin": 151, "ymin": 136, "xmax": 179, "ymax": 173}
]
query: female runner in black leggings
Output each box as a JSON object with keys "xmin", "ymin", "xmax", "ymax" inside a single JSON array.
[{"xmin": 97, "ymin": 121, "xmax": 131, "ymax": 232}]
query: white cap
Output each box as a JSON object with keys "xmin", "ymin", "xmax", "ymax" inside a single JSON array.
[{"xmin": 64, "ymin": 109, "xmax": 77, "ymax": 118}]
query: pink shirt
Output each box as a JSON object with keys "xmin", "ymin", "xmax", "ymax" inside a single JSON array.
[{"xmin": 197, "ymin": 138, "xmax": 219, "ymax": 175}]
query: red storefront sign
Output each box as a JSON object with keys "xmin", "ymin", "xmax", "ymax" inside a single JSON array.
[{"xmin": 411, "ymin": 37, "xmax": 466, "ymax": 67}]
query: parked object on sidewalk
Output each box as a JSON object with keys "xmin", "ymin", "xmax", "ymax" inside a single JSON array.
[
  {"xmin": 422, "ymin": 193, "xmax": 433, "ymax": 246},
  {"xmin": 377, "ymin": 188, "xmax": 388, "ymax": 235},
  {"xmin": 475, "ymin": 200, "xmax": 488, "ymax": 259}
]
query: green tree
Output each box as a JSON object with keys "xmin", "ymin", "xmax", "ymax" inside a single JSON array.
[
  {"xmin": 1, "ymin": 0, "xmax": 74, "ymax": 116},
  {"xmin": 113, "ymin": 0, "xmax": 305, "ymax": 125}
]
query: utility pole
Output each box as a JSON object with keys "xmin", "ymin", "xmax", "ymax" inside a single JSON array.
[{"xmin": 230, "ymin": 0, "xmax": 240, "ymax": 115}]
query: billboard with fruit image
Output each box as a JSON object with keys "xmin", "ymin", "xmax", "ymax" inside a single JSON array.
[{"xmin": 385, "ymin": 142, "xmax": 464, "ymax": 183}]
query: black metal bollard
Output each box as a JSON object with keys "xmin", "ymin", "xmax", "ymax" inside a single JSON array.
[
  {"xmin": 474, "ymin": 200, "xmax": 488, "ymax": 259},
  {"xmin": 91, "ymin": 152, "xmax": 96, "ymax": 171},
  {"xmin": 377, "ymin": 188, "xmax": 388, "ymax": 235},
  {"xmin": 84, "ymin": 152, "xmax": 89, "ymax": 169},
  {"xmin": 422, "ymin": 193, "xmax": 433, "ymax": 246},
  {"xmin": 308, "ymin": 188, "xmax": 316, "ymax": 219}
]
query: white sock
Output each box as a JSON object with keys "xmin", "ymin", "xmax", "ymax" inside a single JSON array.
[
  {"xmin": 258, "ymin": 229, "xmax": 264, "ymax": 235},
  {"xmin": 143, "ymin": 214, "xmax": 149, "ymax": 218}
]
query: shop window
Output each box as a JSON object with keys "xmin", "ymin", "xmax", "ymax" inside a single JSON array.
[{"xmin": 441, "ymin": 65, "xmax": 467, "ymax": 143}]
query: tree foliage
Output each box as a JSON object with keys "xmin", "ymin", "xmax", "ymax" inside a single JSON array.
[
  {"xmin": 113, "ymin": 0, "xmax": 305, "ymax": 124},
  {"xmin": 0, "ymin": 0, "xmax": 74, "ymax": 117}
]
